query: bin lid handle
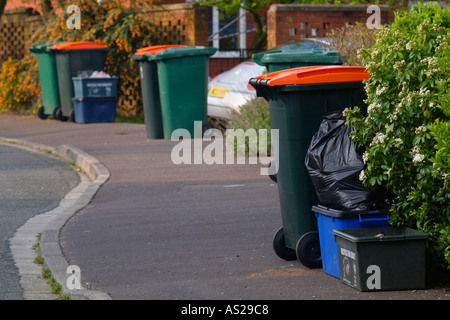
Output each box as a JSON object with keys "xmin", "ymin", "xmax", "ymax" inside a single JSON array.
[
  {"xmin": 134, "ymin": 45, "xmax": 187, "ymax": 55},
  {"xmin": 49, "ymin": 41, "xmax": 108, "ymax": 50},
  {"xmin": 253, "ymin": 66, "xmax": 370, "ymax": 86}
]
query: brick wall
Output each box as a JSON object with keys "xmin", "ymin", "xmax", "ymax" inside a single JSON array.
[
  {"xmin": 147, "ymin": 2, "xmax": 209, "ymax": 46},
  {"xmin": 267, "ymin": 4, "xmax": 392, "ymax": 49}
]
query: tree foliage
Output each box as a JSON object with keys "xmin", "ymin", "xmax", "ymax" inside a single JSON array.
[
  {"xmin": 0, "ymin": 0, "xmax": 162, "ymax": 115},
  {"xmin": 198, "ymin": 0, "xmax": 272, "ymax": 51}
]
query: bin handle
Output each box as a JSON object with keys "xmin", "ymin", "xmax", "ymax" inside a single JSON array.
[{"xmin": 359, "ymin": 213, "xmax": 389, "ymax": 224}]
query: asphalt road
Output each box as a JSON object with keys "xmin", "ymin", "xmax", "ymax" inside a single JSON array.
[
  {"xmin": 0, "ymin": 114, "xmax": 449, "ymax": 302},
  {"xmin": 0, "ymin": 143, "xmax": 80, "ymax": 300}
]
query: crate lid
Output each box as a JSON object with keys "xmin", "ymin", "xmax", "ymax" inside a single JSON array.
[
  {"xmin": 72, "ymin": 76, "xmax": 118, "ymax": 80},
  {"xmin": 260, "ymin": 49, "xmax": 342, "ymax": 64},
  {"xmin": 50, "ymin": 41, "xmax": 108, "ymax": 51},
  {"xmin": 333, "ymin": 227, "xmax": 429, "ymax": 243},
  {"xmin": 249, "ymin": 65, "xmax": 369, "ymax": 87},
  {"xmin": 72, "ymin": 97, "xmax": 117, "ymax": 102}
]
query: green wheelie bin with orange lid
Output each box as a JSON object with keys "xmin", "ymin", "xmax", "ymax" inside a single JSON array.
[
  {"xmin": 249, "ymin": 65, "xmax": 370, "ymax": 268},
  {"xmin": 50, "ymin": 41, "xmax": 109, "ymax": 121}
]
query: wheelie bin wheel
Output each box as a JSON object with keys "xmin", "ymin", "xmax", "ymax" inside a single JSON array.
[
  {"xmin": 296, "ymin": 231, "xmax": 322, "ymax": 269},
  {"xmin": 273, "ymin": 227, "xmax": 297, "ymax": 261},
  {"xmin": 53, "ymin": 107, "xmax": 61, "ymax": 120},
  {"xmin": 37, "ymin": 106, "xmax": 48, "ymax": 120},
  {"xmin": 268, "ymin": 161, "xmax": 277, "ymax": 183},
  {"xmin": 55, "ymin": 108, "xmax": 68, "ymax": 122},
  {"xmin": 69, "ymin": 110, "xmax": 75, "ymax": 122}
]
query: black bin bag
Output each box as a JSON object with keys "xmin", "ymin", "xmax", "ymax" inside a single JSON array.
[{"xmin": 305, "ymin": 111, "xmax": 373, "ymax": 211}]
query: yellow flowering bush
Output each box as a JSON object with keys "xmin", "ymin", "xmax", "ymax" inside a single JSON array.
[
  {"xmin": 0, "ymin": 55, "xmax": 40, "ymax": 113},
  {"xmin": 1, "ymin": 0, "xmax": 162, "ymax": 115}
]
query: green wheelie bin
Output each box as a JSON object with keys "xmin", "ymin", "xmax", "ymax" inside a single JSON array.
[
  {"xmin": 145, "ymin": 46, "xmax": 217, "ymax": 139},
  {"xmin": 253, "ymin": 49, "xmax": 342, "ymax": 183},
  {"xmin": 249, "ymin": 66, "xmax": 369, "ymax": 268},
  {"xmin": 253, "ymin": 49, "xmax": 342, "ymax": 73},
  {"xmin": 29, "ymin": 42, "xmax": 66, "ymax": 120},
  {"xmin": 133, "ymin": 45, "xmax": 186, "ymax": 139},
  {"xmin": 259, "ymin": 49, "xmax": 342, "ymax": 73},
  {"xmin": 50, "ymin": 41, "xmax": 109, "ymax": 121}
]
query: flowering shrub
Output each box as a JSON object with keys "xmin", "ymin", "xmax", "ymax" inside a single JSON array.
[
  {"xmin": 344, "ymin": 3, "xmax": 449, "ymax": 269},
  {"xmin": 0, "ymin": 55, "xmax": 40, "ymax": 113},
  {"xmin": 31, "ymin": 0, "xmax": 161, "ymax": 115},
  {"xmin": 0, "ymin": 0, "xmax": 161, "ymax": 115}
]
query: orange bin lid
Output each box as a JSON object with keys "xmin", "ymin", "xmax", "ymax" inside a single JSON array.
[
  {"xmin": 253, "ymin": 65, "xmax": 370, "ymax": 86},
  {"xmin": 135, "ymin": 45, "xmax": 187, "ymax": 55},
  {"xmin": 50, "ymin": 41, "xmax": 108, "ymax": 50}
]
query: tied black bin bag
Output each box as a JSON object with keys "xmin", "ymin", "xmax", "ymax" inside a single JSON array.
[{"xmin": 305, "ymin": 111, "xmax": 373, "ymax": 211}]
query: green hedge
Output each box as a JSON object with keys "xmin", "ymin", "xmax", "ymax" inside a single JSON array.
[{"xmin": 345, "ymin": 2, "xmax": 449, "ymax": 269}]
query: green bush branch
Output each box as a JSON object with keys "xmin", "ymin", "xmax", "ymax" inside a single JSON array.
[{"xmin": 345, "ymin": 2, "xmax": 449, "ymax": 269}]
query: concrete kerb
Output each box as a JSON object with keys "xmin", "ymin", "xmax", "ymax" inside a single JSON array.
[{"xmin": 2, "ymin": 137, "xmax": 112, "ymax": 300}]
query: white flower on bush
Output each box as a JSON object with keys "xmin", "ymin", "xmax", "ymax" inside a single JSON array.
[
  {"xmin": 378, "ymin": 133, "xmax": 387, "ymax": 144},
  {"xmin": 376, "ymin": 86, "xmax": 388, "ymax": 96},
  {"xmin": 418, "ymin": 20, "xmax": 430, "ymax": 32},
  {"xmin": 425, "ymin": 68, "xmax": 439, "ymax": 77},
  {"xmin": 393, "ymin": 138, "xmax": 403, "ymax": 148},
  {"xmin": 436, "ymin": 35, "xmax": 448, "ymax": 51},
  {"xmin": 413, "ymin": 153, "xmax": 425, "ymax": 163},
  {"xmin": 405, "ymin": 41, "xmax": 413, "ymax": 50},
  {"xmin": 432, "ymin": 24, "xmax": 441, "ymax": 32},
  {"xmin": 359, "ymin": 169, "xmax": 366, "ymax": 182},
  {"xmin": 370, "ymin": 132, "xmax": 387, "ymax": 146},
  {"xmin": 410, "ymin": 146, "xmax": 420, "ymax": 155},
  {"xmin": 367, "ymin": 102, "xmax": 381, "ymax": 113},
  {"xmin": 362, "ymin": 151, "xmax": 369, "ymax": 163},
  {"xmin": 387, "ymin": 168, "xmax": 392, "ymax": 177},
  {"xmin": 342, "ymin": 107, "xmax": 352, "ymax": 117},
  {"xmin": 420, "ymin": 57, "xmax": 438, "ymax": 67},
  {"xmin": 371, "ymin": 48, "xmax": 379, "ymax": 59},
  {"xmin": 415, "ymin": 125, "xmax": 427, "ymax": 134},
  {"xmin": 365, "ymin": 61, "xmax": 376, "ymax": 69},
  {"xmin": 393, "ymin": 60, "xmax": 405, "ymax": 70},
  {"xmin": 410, "ymin": 146, "xmax": 425, "ymax": 163},
  {"xmin": 388, "ymin": 112, "xmax": 398, "ymax": 122},
  {"xmin": 419, "ymin": 87, "xmax": 430, "ymax": 98},
  {"xmin": 388, "ymin": 42, "xmax": 400, "ymax": 52},
  {"xmin": 403, "ymin": 92, "xmax": 415, "ymax": 104},
  {"xmin": 364, "ymin": 82, "xmax": 372, "ymax": 95}
]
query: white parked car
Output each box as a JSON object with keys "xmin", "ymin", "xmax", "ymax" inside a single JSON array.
[
  {"xmin": 207, "ymin": 39, "xmax": 331, "ymax": 122},
  {"xmin": 207, "ymin": 61, "xmax": 266, "ymax": 121}
]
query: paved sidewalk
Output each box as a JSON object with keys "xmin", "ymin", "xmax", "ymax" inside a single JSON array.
[{"xmin": 0, "ymin": 112, "xmax": 448, "ymax": 300}]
